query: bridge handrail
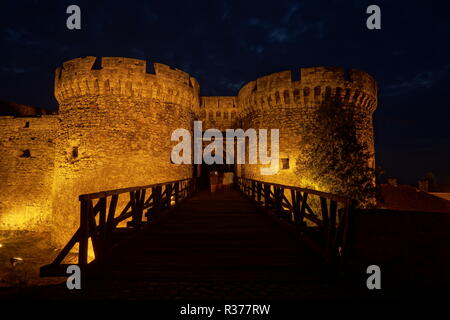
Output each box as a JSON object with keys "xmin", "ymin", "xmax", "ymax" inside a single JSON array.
[
  {"xmin": 237, "ymin": 177, "xmax": 350, "ymax": 203},
  {"xmin": 78, "ymin": 178, "xmax": 193, "ymax": 200},
  {"xmin": 41, "ymin": 178, "xmax": 196, "ymax": 277},
  {"xmin": 236, "ymin": 176, "xmax": 354, "ymax": 265}
]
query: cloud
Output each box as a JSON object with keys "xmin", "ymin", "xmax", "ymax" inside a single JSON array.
[
  {"xmin": 217, "ymin": 77, "xmax": 245, "ymax": 92},
  {"xmin": 226, "ymin": 80, "xmax": 245, "ymax": 91},
  {"xmin": 0, "ymin": 66, "xmax": 30, "ymax": 74},
  {"xmin": 268, "ymin": 28, "xmax": 289, "ymax": 43},
  {"xmin": 247, "ymin": 17, "xmax": 266, "ymax": 27},
  {"xmin": 219, "ymin": 0, "xmax": 231, "ymax": 21},
  {"xmin": 3, "ymin": 27, "xmax": 38, "ymax": 46},
  {"xmin": 246, "ymin": 10, "xmax": 326, "ymax": 44},
  {"xmin": 283, "ymin": 2, "xmax": 301, "ymax": 24},
  {"xmin": 131, "ymin": 48, "xmax": 145, "ymax": 58},
  {"xmin": 251, "ymin": 45, "xmax": 264, "ymax": 55},
  {"xmin": 382, "ymin": 64, "xmax": 450, "ymax": 97},
  {"xmin": 2, "ymin": 27, "xmax": 70, "ymax": 52}
]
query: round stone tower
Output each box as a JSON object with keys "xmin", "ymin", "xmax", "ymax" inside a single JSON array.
[
  {"xmin": 236, "ymin": 67, "xmax": 377, "ymax": 197},
  {"xmin": 52, "ymin": 56, "xmax": 200, "ymax": 244}
]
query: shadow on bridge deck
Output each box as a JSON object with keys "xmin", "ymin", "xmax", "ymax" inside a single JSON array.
[
  {"xmin": 3, "ymin": 189, "xmax": 364, "ymax": 300},
  {"xmin": 84, "ymin": 189, "xmax": 350, "ymax": 300}
]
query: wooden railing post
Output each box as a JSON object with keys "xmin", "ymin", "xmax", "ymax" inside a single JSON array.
[
  {"xmin": 166, "ymin": 184, "xmax": 173, "ymax": 208},
  {"xmin": 339, "ymin": 200, "xmax": 354, "ymax": 265},
  {"xmin": 139, "ymin": 189, "xmax": 146, "ymax": 223},
  {"xmin": 105, "ymin": 194, "xmax": 118, "ymax": 243},
  {"xmin": 320, "ymin": 197, "xmax": 329, "ymax": 231},
  {"xmin": 274, "ymin": 186, "xmax": 282, "ymax": 215},
  {"xmin": 98, "ymin": 197, "xmax": 107, "ymax": 254},
  {"xmin": 155, "ymin": 186, "xmax": 162, "ymax": 215},
  {"xmin": 251, "ymin": 181, "xmax": 256, "ymax": 200},
  {"xmin": 325, "ymin": 200, "xmax": 337, "ymax": 264},
  {"xmin": 299, "ymin": 192, "xmax": 308, "ymax": 227},
  {"xmin": 79, "ymin": 198, "xmax": 89, "ymax": 266},
  {"xmin": 264, "ymin": 184, "xmax": 271, "ymax": 209},
  {"xmin": 233, "ymin": 176, "xmax": 354, "ymax": 274},
  {"xmin": 290, "ymin": 189, "xmax": 298, "ymax": 223},
  {"xmin": 129, "ymin": 190, "xmax": 144, "ymax": 229},
  {"xmin": 42, "ymin": 178, "xmax": 197, "ymax": 277},
  {"xmin": 174, "ymin": 182, "xmax": 180, "ymax": 205},
  {"xmin": 257, "ymin": 182, "xmax": 262, "ymax": 204}
]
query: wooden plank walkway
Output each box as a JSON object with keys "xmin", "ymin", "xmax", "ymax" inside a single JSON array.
[
  {"xmin": 4, "ymin": 189, "xmax": 359, "ymax": 300},
  {"xmin": 74, "ymin": 189, "xmax": 346, "ymax": 299}
]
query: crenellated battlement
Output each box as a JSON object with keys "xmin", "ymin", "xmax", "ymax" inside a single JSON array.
[
  {"xmin": 54, "ymin": 56, "xmax": 200, "ymax": 108},
  {"xmin": 237, "ymin": 67, "xmax": 377, "ymax": 118},
  {"xmin": 0, "ymin": 56, "xmax": 379, "ymax": 241},
  {"xmin": 194, "ymin": 96, "xmax": 239, "ymax": 130},
  {"xmin": 199, "ymin": 96, "xmax": 237, "ymax": 110}
]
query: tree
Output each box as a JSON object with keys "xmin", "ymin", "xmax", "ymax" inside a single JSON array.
[{"xmin": 296, "ymin": 97, "xmax": 376, "ymax": 207}]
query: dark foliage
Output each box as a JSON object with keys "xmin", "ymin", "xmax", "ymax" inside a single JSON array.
[{"xmin": 296, "ymin": 98, "xmax": 376, "ymax": 207}]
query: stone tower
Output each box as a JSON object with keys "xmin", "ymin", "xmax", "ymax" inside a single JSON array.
[
  {"xmin": 0, "ymin": 58, "xmax": 378, "ymax": 242},
  {"xmin": 51, "ymin": 56, "xmax": 199, "ymax": 243},
  {"xmin": 236, "ymin": 67, "xmax": 377, "ymax": 193}
]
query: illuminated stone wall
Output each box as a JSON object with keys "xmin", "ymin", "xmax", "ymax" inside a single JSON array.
[
  {"xmin": 50, "ymin": 56, "xmax": 199, "ymax": 244},
  {"xmin": 196, "ymin": 96, "xmax": 239, "ymax": 131},
  {"xmin": 0, "ymin": 115, "xmax": 58, "ymax": 230},
  {"xmin": 0, "ymin": 58, "xmax": 377, "ymax": 242},
  {"xmin": 236, "ymin": 67, "xmax": 377, "ymax": 192}
]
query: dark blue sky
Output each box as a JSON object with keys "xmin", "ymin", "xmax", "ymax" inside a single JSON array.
[{"xmin": 0, "ymin": 0, "xmax": 449, "ymax": 186}]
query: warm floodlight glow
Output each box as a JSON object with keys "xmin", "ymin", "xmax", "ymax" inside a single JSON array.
[
  {"xmin": 10, "ymin": 257, "xmax": 24, "ymax": 267},
  {"xmin": 1, "ymin": 207, "xmax": 49, "ymax": 230}
]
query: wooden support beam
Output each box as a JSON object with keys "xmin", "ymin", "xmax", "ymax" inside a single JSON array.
[
  {"xmin": 106, "ymin": 194, "xmax": 119, "ymax": 242},
  {"xmin": 87, "ymin": 199, "xmax": 100, "ymax": 259},
  {"xmin": 78, "ymin": 199, "xmax": 89, "ymax": 266},
  {"xmin": 299, "ymin": 192, "xmax": 308, "ymax": 226},
  {"xmin": 320, "ymin": 197, "xmax": 329, "ymax": 231}
]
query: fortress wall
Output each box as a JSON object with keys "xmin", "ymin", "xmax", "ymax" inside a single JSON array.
[
  {"xmin": 239, "ymin": 108, "xmax": 310, "ymax": 187},
  {"xmin": 237, "ymin": 67, "xmax": 376, "ymax": 118},
  {"xmin": 196, "ymin": 96, "xmax": 238, "ymax": 131},
  {"xmin": 52, "ymin": 57, "xmax": 198, "ymax": 244},
  {"xmin": 0, "ymin": 57, "xmax": 379, "ymax": 238},
  {"xmin": 0, "ymin": 115, "xmax": 59, "ymax": 230},
  {"xmin": 237, "ymin": 67, "xmax": 377, "ymax": 196}
]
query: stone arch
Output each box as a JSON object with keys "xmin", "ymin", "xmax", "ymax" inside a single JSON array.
[
  {"xmin": 275, "ymin": 91, "xmax": 281, "ymax": 104},
  {"xmin": 283, "ymin": 90, "xmax": 290, "ymax": 104},
  {"xmin": 314, "ymin": 86, "xmax": 321, "ymax": 97},
  {"xmin": 303, "ymin": 87, "xmax": 310, "ymax": 97},
  {"xmin": 293, "ymin": 89, "xmax": 301, "ymax": 103}
]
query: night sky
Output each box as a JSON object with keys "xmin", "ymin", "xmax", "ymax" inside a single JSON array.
[{"xmin": 0, "ymin": 0, "xmax": 449, "ymax": 186}]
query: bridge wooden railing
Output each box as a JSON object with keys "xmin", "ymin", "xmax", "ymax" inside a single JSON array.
[
  {"xmin": 41, "ymin": 178, "xmax": 196, "ymax": 277},
  {"xmin": 236, "ymin": 177, "xmax": 354, "ymax": 266}
]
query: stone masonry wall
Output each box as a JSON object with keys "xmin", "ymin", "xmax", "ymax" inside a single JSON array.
[
  {"xmin": 237, "ymin": 67, "xmax": 377, "ymax": 192},
  {"xmin": 0, "ymin": 59, "xmax": 378, "ymax": 240},
  {"xmin": 196, "ymin": 96, "xmax": 239, "ymax": 131},
  {"xmin": 51, "ymin": 56, "xmax": 199, "ymax": 244},
  {"xmin": 0, "ymin": 115, "xmax": 59, "ymax": 230}
]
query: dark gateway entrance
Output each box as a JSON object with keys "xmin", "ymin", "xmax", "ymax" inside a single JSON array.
[
  {"xmin": 193, "ymin": 134, "xmax": 236, "ymax": 190},
  {"xmin": 195, "ymin": 156, "xmax": 234, "ymax": 189}
]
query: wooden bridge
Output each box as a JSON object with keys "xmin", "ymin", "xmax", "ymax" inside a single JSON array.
[{"xmin": 39, "ymin": 177, "xmax": 362, "ymax": 299}]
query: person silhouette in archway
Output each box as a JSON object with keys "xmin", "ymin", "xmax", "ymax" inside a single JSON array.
[{"xmin": 209, "ymin": 170, "xmax": 219, "ymax": 192}]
